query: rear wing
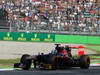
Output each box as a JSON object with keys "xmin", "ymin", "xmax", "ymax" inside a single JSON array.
[{"xmin": 69, "ymin": 45, "xmax": 85, "ymax": 49}]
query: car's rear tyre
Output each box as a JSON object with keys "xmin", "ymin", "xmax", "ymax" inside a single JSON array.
[
  {"xmin": 20, "ymin": 54, "xmax": 32, "ymax": 70},
  {"xmin": 79, "ymin": 55, "xmax": 90, "ymax": 69}
]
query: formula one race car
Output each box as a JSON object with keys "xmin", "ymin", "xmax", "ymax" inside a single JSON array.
[{"xmin": 14, "ymin": 44, "xmax": 90, "ymax": 70}]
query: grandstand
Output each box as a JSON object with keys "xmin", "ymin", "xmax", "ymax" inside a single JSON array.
[{"xmin": 0, "ymin": 0, "xmax": 100, "ymax": 35}]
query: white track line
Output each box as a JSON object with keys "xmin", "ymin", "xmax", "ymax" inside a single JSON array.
[
  {"xmin": 0, "ymin": 68, "xmax": 15, "ymax": 71},
  {"xmin": 90, "ymin": 63, "xmax": 100, "ymax": 66}
]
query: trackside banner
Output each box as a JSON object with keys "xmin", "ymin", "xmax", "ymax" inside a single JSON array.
[
  {"xmin": 0, "ymin": 32, "xmax": 100, "ymax": 44},
  {"xmin": 0, "ymin": 32, "xmax": 55, "ymax": 42}
]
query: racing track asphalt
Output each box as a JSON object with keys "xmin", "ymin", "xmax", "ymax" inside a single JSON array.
[{"xmin": 0, "ymin": 66, "xmax": 100, "ymax": 75}]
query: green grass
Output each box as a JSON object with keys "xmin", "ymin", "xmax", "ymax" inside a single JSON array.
[
  {"xmin": 85, "ymin": 44, "xmax": 100, "ymax": 59},
  {"xmin": 86, "ymin": 44, "xmax": 100, "ymax": 53},
  {"xmin": 0, "ymin": 58, "xmax": 20, "ymax": 65},
  {"xmin": 90, "ymin": 56, "xmax": 100, "ymax": 59},
  {"xmin": 91, "ymin": 59, "xmax": 100, "ymax": 64},
  {"xmin": 0, "ymin": 58, "xmax": 20, "ymax": 68}
]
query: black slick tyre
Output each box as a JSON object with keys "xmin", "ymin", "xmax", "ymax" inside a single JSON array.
[{"xmin": 79, "ymin": 55, "xmax": 90, "ymax": 69}]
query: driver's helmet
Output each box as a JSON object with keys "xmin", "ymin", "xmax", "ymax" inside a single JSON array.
[
  {"xmin": 55, "ymin": 46, "xmax": 61, "ymax": 51},
  {"xmin": 65, "ymin": 45, "xmax": 71, "ymax": 51},
  {"xmin": 57, "ymin": 46, "xmax": 64, "ymax": 53},
  {"xmin": 60, "ymin": 47, "xmax": 64, "ymax": 50}
]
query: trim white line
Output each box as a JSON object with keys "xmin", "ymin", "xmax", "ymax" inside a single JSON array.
[
  {"xmin": 90, "ymin": 63, "xmax": 100, "ymax": 66},
  {"xmin": 0, "ymin": 68, "xmax": 15, "ymax": 71}
]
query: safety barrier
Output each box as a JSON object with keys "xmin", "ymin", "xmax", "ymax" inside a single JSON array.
[
  {"xmin": 0, "ymin": 32, "xmax": 100, "ymax": 44},
  {"xmin": 0, "ymin": 32, "xmax": 55, "ymax": 42}
]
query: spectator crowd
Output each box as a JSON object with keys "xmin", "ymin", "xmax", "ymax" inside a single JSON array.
[{"xmin": 0, "ymin": 0, "xmax": 100, "ymax": 33}]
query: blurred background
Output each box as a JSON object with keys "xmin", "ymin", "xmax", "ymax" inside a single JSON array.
[{"xmin": 0, "ymin": 0, "xmax": 99, "ymax": 35}]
